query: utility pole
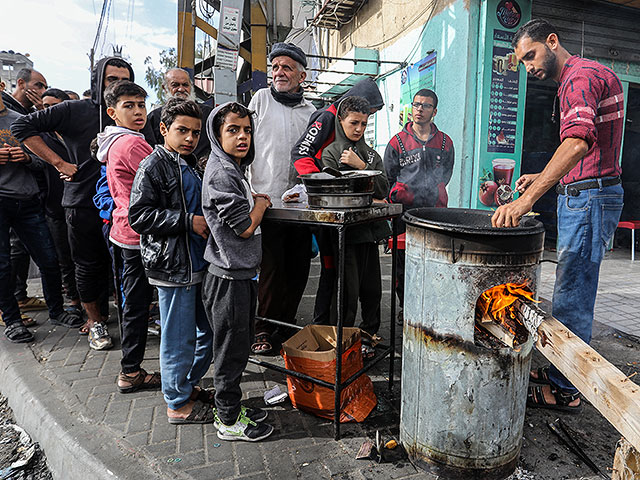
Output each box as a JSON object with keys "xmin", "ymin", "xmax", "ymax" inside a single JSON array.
[{"xmin": 177, "ymin": 0, "xmax": 196, "ymax": 78}]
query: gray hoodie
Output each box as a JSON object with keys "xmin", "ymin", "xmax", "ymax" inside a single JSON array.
[{"xmin": 201, "ymin": 103, "xmax": 261, "ymax": 280}]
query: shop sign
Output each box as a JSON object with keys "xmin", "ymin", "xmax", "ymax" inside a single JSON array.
[{"xmin": 496, "ymin": 0, "xmax": 521, "ymax": 29}]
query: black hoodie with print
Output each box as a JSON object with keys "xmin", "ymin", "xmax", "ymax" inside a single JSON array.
[{"xmin": 11, "ymin": 57, "xmax": 135, "ymax": 208}]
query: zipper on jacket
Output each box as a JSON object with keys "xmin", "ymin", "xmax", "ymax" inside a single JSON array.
[{"xmin": 173, "ymin": 151, "xmax": 194, "ymax": 283}]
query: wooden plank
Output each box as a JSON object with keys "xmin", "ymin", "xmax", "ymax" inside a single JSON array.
[
  {"xmin": 535, "ymin": 317, "xmax": 640, "ymax": 452},
  {"xmin": 612, "ymin": 437, "xmax": 640, "ymax": 480},
  {"xmin": 478, "ymin": 321, "xmax": 516, "ymax": 349}
]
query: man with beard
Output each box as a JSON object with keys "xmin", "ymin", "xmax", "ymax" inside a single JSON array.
[
  {"xmin": 247, "ymin": 43, "xmax": 316, "ymax": 355},
  {"xmin": 145, "ymin": 68, "xmax": 212, "ymax": 163},
  {"xmin": 492, "ymin": 19, "xmax": 624, "ymax": 413},
  {"xmin": 383, "ymin": 89, "xmax": 454, "ymax": 321}
]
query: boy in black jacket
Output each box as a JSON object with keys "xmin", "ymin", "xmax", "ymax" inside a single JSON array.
[{"xmin": 129, "ymin": 98, "xmax": 215, "ymax": 424}]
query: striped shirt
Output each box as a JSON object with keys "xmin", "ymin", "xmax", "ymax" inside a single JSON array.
[{"xmin": 558, "ymin": 55, "xmax": 623, "ymax": 184}]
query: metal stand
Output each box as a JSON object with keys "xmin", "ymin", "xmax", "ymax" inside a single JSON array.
[{"xmin": 247, "ymin": 201, "xmax": 402, "ymax": 440}]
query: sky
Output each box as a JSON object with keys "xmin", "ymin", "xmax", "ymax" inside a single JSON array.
[{"xmin": 1, "ymin": 0, "xmax": 181, "ymax": 104}]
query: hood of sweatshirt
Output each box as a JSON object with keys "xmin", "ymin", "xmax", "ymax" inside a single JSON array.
[
  {"xmin": 91, "ymin": 56, "xmax": 135, "ymax": 131},
  {"xmin": 336, "ymin": 77, "xmax": 384, "ymax": 111},
  {"xmin": 205, "ymin": 102, "xmax": 255, "ymax": 171},
  {"xmin": 96, "ymin": 125, "xmax": 146, "ymax": 163}
]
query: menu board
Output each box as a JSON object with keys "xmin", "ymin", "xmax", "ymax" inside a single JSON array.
[{"xmin": 487, "ymin": 29, "xmax": 520, "ymax": 153}]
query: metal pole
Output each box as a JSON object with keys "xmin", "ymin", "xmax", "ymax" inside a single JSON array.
[
  {"xmin": 389, "ymin": 218, "xmax": 398, "ymax": 391},
  {"xmin": 177, "ymin": 0, "xmax": 196, "ymax": 78},
  {"xmin": 334, "ymin": 225, "xmax": 346, "ymax": 440},
  {"xmin": 250, "ymin": 0, "xmax": 268, "ymax": 92}
]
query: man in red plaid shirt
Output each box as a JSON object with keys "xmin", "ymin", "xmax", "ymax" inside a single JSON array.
[{"xmin": 492, "ymin": 19, "xmax": 624, "ymax": 413}]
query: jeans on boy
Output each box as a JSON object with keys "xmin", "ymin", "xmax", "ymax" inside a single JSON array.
[
  {"xmin": 202, "ymin": 273, "xmax": 256, "ymax": 425},
  {"xmin": 157, "ymin": 284, "xmax": 213, "ymax": 410},
  {"xmin": 119, "ymin": 247, "xmax": 154, "ymax": 373},
  {"xmin": 0, "ymin": 197, "xmax": 65, "ymax": 326},
  {"xmin": 549, "ymin": 180, "xmax": 623, "ymax": 392}
]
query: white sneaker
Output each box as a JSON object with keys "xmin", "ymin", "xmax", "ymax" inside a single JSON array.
[{"xmin": 88, "ymin": 323, "xmax": 113, "ymax": 350}]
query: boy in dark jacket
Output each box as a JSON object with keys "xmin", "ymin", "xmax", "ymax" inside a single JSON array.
[
  {"xmin": 317, "ymin": 96, "xmax": 390, "ymax": 335},
  {"xmin": 201, "ymin": 102, "xmax": 274, "ymax": 442},
  {"xmin": 129, "ymin": 98, "xmax": 214, "ymax": 424}
]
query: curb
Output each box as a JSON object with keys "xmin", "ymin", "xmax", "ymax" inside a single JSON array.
[{"xmin": 0, "ymin": 332, "xmax": 184, "ymax": 480}]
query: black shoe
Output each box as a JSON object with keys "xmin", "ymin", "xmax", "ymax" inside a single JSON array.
[{"xmin": 4, "ymin": 323, "xmax": 35, "ymax": 343}]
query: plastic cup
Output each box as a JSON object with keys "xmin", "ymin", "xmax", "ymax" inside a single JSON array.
[{"xmin": 492, "ymin": 158, "xmax": 516, "ymax": 186}]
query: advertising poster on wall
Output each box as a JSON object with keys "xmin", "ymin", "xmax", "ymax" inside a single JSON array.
[
  {"xmin": 399, "ymin": 52, "xmax": 437, "ymax": 127},
  {"xmin": 473, "ymin": 0, "xmax": 530, "ymax": 210}
]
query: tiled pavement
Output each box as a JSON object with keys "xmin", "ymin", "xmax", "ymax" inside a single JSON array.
[{"xmin": 1, "ymin": 247, "xmax": 639, "ymax": 479}]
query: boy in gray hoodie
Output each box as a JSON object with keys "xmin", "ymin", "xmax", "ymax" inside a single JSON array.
[{"xmin": 201, "ymin": 102, "xmax": 274, "ymax": 442}]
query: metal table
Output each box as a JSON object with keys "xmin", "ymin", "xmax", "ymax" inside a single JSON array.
[{"xmin": 248, "ymin": 200, "xmax": 402, "ymax": 439}]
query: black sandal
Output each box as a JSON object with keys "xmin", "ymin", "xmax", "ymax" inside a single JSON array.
[
  {"xmin": 251, "ymin": 332, "xmax": 273, "ymax": 355},
  {"xmin": 167, "ymin": 400, "xmax": 216, "ymax": 424},
  {"xmin": 4, "ymin": 323, "xmax": 34, "ymax": 343},
  {"xmin": 527, "ymin": 385, "xmax": 582, "ymax": 414},
  {"xmin": 529, "ymin": 366, "xmax": 552, "ymax": 385}
]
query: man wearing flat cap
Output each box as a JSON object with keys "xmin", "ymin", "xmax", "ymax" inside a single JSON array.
[{"xmin": 248, "ymin": 42, "xmax": 316, "ymax": 355}]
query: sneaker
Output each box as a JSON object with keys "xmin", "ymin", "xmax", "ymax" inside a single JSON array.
[
  {"xmin": 213, "ymin": 406, "xmax": 268, "ymax": 428},
  {"xmin": 215, "ymin": 409, "xmax": 274, "ymax": 442},
  {"xmin": 49, "ymin": 311, "xmax": 84, "ymax": 328},
  {"xmin": 18, "ymin": 296, "xmax": 47, "ymax": 312},
  {"xmin": 88, "ymin": 323, "xmax": 113, "ymax": 350},
  {"xmin": 147, "ymin": 320, "xmax": 161, "ymax": 336}
]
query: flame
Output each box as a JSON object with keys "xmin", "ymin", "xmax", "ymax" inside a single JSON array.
[{"xmin": 477, "ymin": 282, "xmax": 538, "ymax": 339}]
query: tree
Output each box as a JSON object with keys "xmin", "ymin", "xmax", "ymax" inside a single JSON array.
[{"xmin": 144, "ymin": 48, "xmax": 177, "ymax": 104}]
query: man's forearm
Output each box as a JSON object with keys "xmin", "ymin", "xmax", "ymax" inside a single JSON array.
[
  {"xmin": 22, "ymin": 135, "xmax": 66, "ymax": 168},
  {"xmin": 520, "ymin": 137, "xmax": 589, "ymax": 205}
]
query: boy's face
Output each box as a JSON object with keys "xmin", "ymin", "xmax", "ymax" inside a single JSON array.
[
  {"xmin": 339, "ymin": 111, "xmax": 368, "ymax": 142},
  {"xmin": 218, "ymin": 112, "xmax": 251, "ymax": 163},
  {"xmin": 107, "ymin": 95, "xmax": 147, "ymax": 131},
  {"xmin": 160, "ymin": 115, "xmax": 201, "ymax": 155}
]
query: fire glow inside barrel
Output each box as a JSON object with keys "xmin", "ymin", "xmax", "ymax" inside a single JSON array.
[{"xmin": 400, "ymin": 208, "xmax": 545, "ymax": 480}]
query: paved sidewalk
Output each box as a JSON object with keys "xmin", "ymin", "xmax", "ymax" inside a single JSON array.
[{"xmin": 1, "ymin": 248, "xmax": 638, "ymax": 479}]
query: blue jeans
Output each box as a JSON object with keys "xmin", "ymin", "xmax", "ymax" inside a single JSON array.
[
  {"xmin": 157, "ymin": 284, "xmax": 213, "ymax": 410},
  {"xmin": 549, "ymin": 180, "xmax": 623, "ymax": 393},
  {"xmin": 0, "ymin": 197, "xmax": 64, "ymax": 326}
]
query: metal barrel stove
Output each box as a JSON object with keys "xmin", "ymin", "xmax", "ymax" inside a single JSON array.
[{"xmin": 400, "ymin": 208, "xmax": 545, "ymax": 479}]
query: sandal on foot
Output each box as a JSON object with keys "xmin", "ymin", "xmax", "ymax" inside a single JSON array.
[
  {"xmin": 530, "ymin": 366, "xmax": 552, "ymax": 385},
  {"xmin": 167, "ymin": 400, "xmax": 215, "ymax": 424},
  {"xmin": 117, "ymin": 368, "xmax": 161, "ymax": 394},
  {"xmin": 527, "ymin": 385, "xmax": 582, "ymax": 414},
  {"xmin": 78, "ymin": 321, "xmax": 90, "ymax": 335},
  {"xmin": 192, "ymin": 386, "xmax": 216, "ymax": 404},
  {"xmin": 21, "ymin": 313, "xmax": 37, "ymax": 328},
  {"xmin": 251, "ymin": 332, "xmax": 273, "ymax": 355},
  {"xmin": 4, "ymin": 323, "xmax": 34, "ymax": 343}
]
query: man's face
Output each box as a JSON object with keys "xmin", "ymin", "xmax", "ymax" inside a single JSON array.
[
  {"xmin": 218, "ymin": 112, "xmax": 252, "ymax": 162},
  {"xmin": 411, "ymin": 95, "xmax": 437, "ymax": 126},
  {"xmin": 42, "ymin": 96, "xmax": 63, "ymax": 109},
  {"xmin": 160, "ymin": 115, "xmax": 201, "ymax": 156},
  {"xmin": 104, "ymin": 65, "xmax": 131, "ymax": 89},
  {"xmin": 339, "ymin": 111, "xmax": 368, "ymax": 142},
  {"xmin": 25, "ymin": 71, "xmax": 48, "ymax": 97},
  {"xmin": 514, "ymin": 35, "xmax": 559, "ymax": 81},
  {"xmin": 165, "ymin": 70, "xmax": 191, "ymax": 99},
  {"xmin": 271, "ymin": 56, "xmax": 306, "ymax": 94},
  {"xmin": 107, "ymin": 95, "xmax": 147, "ymax": 131}
]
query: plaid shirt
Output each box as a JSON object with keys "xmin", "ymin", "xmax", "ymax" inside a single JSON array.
[{"xmin": 558, "ymin": 55, "xmax": 624, "ymax": 184}]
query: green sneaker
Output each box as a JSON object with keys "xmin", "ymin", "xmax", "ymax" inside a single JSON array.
[{"xmin": 215, "ymin": 409, "xmax": 273, "ymax": 442}]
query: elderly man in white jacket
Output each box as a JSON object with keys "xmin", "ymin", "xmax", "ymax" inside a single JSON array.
[{"xmin": 248, "ymin": 42, "xmax": 316, "ymax": 355}]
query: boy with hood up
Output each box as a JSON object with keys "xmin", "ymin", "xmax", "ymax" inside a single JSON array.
[
  {"xmin": 316, "ymin": 96, "xmax": 390, "ymax": 335},
  {"xmin": 96, "ymin": 80, "xmax": 160, "ymax": 394},
  {"xmin": 12, "ymin": 57, "xmax": 137, "ymax": 349},
  {"xmin": 201, "ymin": 102, "xmax": 274, "ymax": 442},
  {"xmin": 291, "ymin": 77, "xmax": 384, "ymax": 176}
]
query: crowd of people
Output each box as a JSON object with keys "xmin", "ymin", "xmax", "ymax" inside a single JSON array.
[
  {"xmin": 0, "ymin": 42, "xmax": 453, "ymax": 442},
  {"xmin": 1, "ymin": 17, "xmax": 618, "ymax": 441}
]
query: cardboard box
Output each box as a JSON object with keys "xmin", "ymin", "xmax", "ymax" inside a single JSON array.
[{"xmin": 281, "ymin": 325, "xmax": 377, "ymax": 422}]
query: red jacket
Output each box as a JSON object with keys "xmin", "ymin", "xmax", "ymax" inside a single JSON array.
[{"xmin": 383, "ymin": 122, "xmax": 454, "ymax": 209}]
